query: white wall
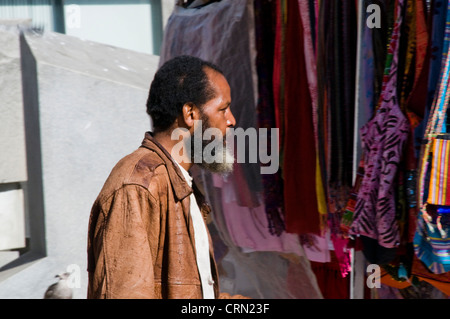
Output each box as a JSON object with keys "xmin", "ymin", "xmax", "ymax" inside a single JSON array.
[
  {"xmin": 63, "ymin": 0, "xmax": 161, "ymax": 54},
  {"xmin": 0, "ymin": 26, "xmax": 159, "ymax": 299}
]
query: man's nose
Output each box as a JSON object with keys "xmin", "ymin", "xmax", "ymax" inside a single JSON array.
[{"xmin": 227, "ymin": 111, "xmax": 236, "ymax": 128}]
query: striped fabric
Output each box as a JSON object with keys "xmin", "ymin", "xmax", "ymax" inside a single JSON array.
[
  {"xmin": 427, "ymin": 138, "xmax": 450, "ymax": 206},
  {"xmin": 415, "ymin": 0, "xmax": 450, "ymax": 274}
]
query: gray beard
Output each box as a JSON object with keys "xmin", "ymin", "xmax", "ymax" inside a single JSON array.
[{"xmin": 185, "ymin": 126, "xmax": 234, "ymax": 175}]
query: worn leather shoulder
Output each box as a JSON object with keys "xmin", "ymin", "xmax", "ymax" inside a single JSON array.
[
  {"xmin": 93, "ymin": 147, "xmax": 166, "ymax": 204},
  {"xmin": 125, "ymin": 147, "xmax": 167, "ymax": 190}
]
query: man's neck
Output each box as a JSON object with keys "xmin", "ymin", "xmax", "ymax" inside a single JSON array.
[{"xmin": 153, "ymin": 130, "xmax": 193, "ymax": 172}]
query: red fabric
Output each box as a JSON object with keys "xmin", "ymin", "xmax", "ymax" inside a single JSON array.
[
  {"xmin": 310, "ymin": 252, "xmax": 350, "ymax": 299},
  {"xmin": 283, "ymin": 0, "xmax": 320, "ymax": 235},
  {"xmin": 406, "ymin": 0, "xmax": 430, "ymax": 118},
  {"xmin": 273, "ymin": 0, "xmax": 283, "ymax": 143}
]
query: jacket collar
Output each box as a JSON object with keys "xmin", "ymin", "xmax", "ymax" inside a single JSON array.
[{"xmin": 140, "ymin": 131, "xmax": 193, "ymax": 201}]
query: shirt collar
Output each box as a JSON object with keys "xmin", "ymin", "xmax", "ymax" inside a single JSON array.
[{"xmin": 174, "ymin": 161, "xmax": 193, "ymax": 187}]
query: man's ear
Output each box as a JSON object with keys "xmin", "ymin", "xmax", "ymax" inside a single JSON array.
[{"xmin": 180, "ymin": 102, "xmax": 199, "ymax": 129}]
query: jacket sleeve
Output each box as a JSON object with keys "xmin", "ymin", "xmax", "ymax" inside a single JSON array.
[
  {"xmin": 218, "ymin": 292, "xmax": 252, "ymax": 299},
  {"xmin": 88, "ymin": 184, "xmax": 160, "ymax": 299}
]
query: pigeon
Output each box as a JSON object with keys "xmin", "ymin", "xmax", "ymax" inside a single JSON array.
[{"xmin": 43, "ymin": 272, "xmax": 73, "ymax": 299}]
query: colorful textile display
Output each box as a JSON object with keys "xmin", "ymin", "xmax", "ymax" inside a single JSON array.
[{"xmin": 160, "ymin": 0, "xmax": 450, "ymax": 297}]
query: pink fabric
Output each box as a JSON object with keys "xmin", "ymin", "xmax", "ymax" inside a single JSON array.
[
  {"xmin": 300, "ymin": 234, "xmax": 331, "ymax": 263},
  {"xmin": 331, "ymin": 234, "xmax": 351, "ymax": 277},
  {"xmin": 212, "ymin": 174, "xmax": 304, "ymax": 255},
  {"xmin": 350, "ymin": 0, "xmax": 410, "ymax": 249},
  {"xmin": 298, "ymin": 0, "xmax": 319, "ymax": 144}
]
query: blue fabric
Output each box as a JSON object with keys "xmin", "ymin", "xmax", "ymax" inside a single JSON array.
[
  {"xmin": 421, "ymin": 0, "xmax": 448, "ymax": 136},
  {"xmin": 414, "ymin": 215, "xmax": 450, "ymax": 274}
]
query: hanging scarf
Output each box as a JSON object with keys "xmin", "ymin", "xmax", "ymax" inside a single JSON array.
[
  {"xmin": 426, "ymin": 0, "xmax": 449, "ymax": 117},
  {"xmin": 283, "ymin": 0, "xmax": 321, "ymax": 235},
  {"xmin": 317, "ymin": 0, "xmax": 357, "ymax": 217},
  {"xmin": 273, "ymin": 0, "xmax": 286, "ymax": 168},
  {"xmin": 298, "ymin": 0, "xmax": 328, "ymax": 230},
  {"xmin": 254, "ymin": 0, "xmax": 286, "ymax": 236}
]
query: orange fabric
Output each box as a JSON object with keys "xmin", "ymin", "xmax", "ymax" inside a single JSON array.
[{"xmin": 380, "ymin": 270, "xmax": 412, "ymax": 289}]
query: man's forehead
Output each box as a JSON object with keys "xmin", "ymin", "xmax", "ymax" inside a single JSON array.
[
  {"xmin": 204, "ymin": 66, "xmax": 224, "ymax": 81},
  {"xmin": 205, "ymin": 69, "xmax": 230, "ymax": 92}
]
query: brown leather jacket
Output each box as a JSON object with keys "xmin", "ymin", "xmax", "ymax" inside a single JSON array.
[{"xmin": 87, "ymin": 132, "xmax": 226, "ymax": 299}]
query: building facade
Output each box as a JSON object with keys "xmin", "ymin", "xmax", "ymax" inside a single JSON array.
[{"xmin": 0, "ymin": 0, "xmax": 172, "ymax": 55}]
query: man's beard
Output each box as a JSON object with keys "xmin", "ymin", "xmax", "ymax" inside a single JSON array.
[{"xmin": 185, "ymin": 116, "xmax": 234, "ymax": 174}]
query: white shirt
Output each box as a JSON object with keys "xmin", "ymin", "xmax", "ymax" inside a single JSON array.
[{"xmin": 174, "ymin": 161, "xmax": 215, "ymax": 299}]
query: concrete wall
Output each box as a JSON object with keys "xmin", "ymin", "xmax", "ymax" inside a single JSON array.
[{"xmin": 0, "ymin": 24, "xmax": 159, "ymax": 298}]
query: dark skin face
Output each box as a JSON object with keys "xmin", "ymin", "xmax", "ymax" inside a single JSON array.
[
  {"xmin": 197, "ymin": 68, "xmax": 236, "ymax": 138},
  {"xmin": 153, "ymin": 67, "xmax": 236, "ymax": 171}
]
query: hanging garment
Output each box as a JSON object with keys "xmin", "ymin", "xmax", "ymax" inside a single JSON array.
[
  {"xmin": 299, "ymin": 233, "xmax": 331, "ymax": 263},
  {"xmin": 158, "ymin": 0, "xmax": 303, "ymax": 253},
  {"xmin": 298, "ymin": 0, "xmax": 328, "ymax": 229},
  {"xmin": 422, "ymin": 0, "xmax": 448, "ymax": 134},
  {"xmin": 316, "ymin": 0, "xmax": 357, "ymax": 219},
  {"xmin": 397, "ymin": 0, "xmax": 418, "ymax": 112},
  {"xmin": 360, "ymin": 1, "xmax": 377, "ymax": 124},
  {"xmin": 212, "ymin": 173, "xmax": 304, "ymax": 255},
  {"xmin": 404, "ymin": 0, "xmax": 429, "ymax": 119},
  {"xmin": 283, "ymin": 0, "xmax": 321, "ymax": 235},
  {"xmin": 309, "ymin": 252, "xmax": 351, "ymax": 299},
  {"xmin": 325, "ymin": 0, "xmax": 357, "ymax": 214},
  {"xmin": 341, "ymin": 1, "xmax": 380, "ymax": 238},
  {"xmin": 273, "ymin": 0, "xmax": 286, "ymax": 161},
  {"xmin": 414, "ymin": 3, "xmax": 450, "ymax": 273},
  {"xmin": 378, "ymin": 0, "xmax": 431, "ymax": 281},
  {"xmin": 350, "ymin": 0, "xmax": 410, "ymax": 264},
  {"xmin": 254, "ymin": 0, "xmax": 286, "ymax": 235},
  {"xmin": 310, "ymin": 0, "xmax": 358, "ymax": 277},
  {"xmin": 380, "ymin": 254, "xmax": 450, "ymax": 296},
  {"xmin": 159, "ymin": 0, "xmax": 262, "ymax": 195},
  {"xmin": 316, "ymin": 0, "xmax": 331, "ymax": 215},
  {"xmin": 407, "ymin": 0, "xmax": 432, "ymax": 158},
  {"xmin": 371, "ymin": 0, "xmax": 396, "ymax": 104}
]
